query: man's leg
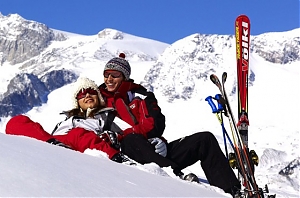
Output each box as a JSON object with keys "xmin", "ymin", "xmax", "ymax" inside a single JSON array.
[
  {"xmin": 167, "ymin": 131, "xmax": 240, "ymax": 191},
  {"xmin": 121, "ymin": 134, "xmax": 182, "ymax": 175}
]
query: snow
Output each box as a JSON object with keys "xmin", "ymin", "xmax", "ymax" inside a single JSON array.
[
  {"xmin": 0, "ymin": 133, "xmax": 226, "ymax": 197},
  {"xmin": 0, "ymin": 25, "xmax": 299, "ymax": 197}
]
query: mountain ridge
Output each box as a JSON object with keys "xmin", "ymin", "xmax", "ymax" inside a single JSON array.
[{"xmin": 0, "ymin": 13, "xmax": 299, "ymax": 116}]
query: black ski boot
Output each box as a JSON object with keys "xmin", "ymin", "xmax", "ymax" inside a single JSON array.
[
  {"xmin": 111, "ymin": 153, "xmax": 136, "ymax": 165},
  {"xmin": 173, "ymin": 169, "xmax": 199, "ymax": 183},
  {"xmin": 182, "ymin": 173, "xmax": 199, "ymax": 183},
  {"xmin": 225, "ymin": 184, "xmax": 242, "ymax": 198}
]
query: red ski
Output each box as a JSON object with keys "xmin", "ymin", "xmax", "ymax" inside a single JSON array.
[
  {"xmin": 208, "ymin": 15, "xmax": 276, "ymax": 197},
  {"xmin": 235, "ymin": 15, "xmax": 250, "ymax": 146}
]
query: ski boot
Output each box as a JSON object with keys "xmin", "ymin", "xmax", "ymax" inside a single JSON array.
[
  {"xmin": 229, "ymin": 152, "xmax": 238, "ymax": 169},
  {"xmin": 179, "ymin": 173, "xmax": 199, "ymax": 183},
  {"xmin": 250, "ymin": 150, "xmax": 259, "ymax": 166}
]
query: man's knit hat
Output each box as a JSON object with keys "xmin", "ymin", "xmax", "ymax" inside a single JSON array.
[
  {"xmin": 104, "ymin": 53, "xmax": 131, "ymax": 80},
  {"xmin": 72, "ymin": 77, "xmax": 105, "ymax": 109}
]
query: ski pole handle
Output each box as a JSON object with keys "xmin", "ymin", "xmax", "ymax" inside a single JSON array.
[
  {"xmin": 214, "ymin": 94, "xmax": 224, "ymax": 111},
  {"xmin": 205, "ymin": 96, "xmax": 218, "ymax": 113}
]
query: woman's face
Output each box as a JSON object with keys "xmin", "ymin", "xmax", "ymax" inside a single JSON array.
[
  {"xmin": 77, "ymin": 88, "xmax": 100, "ymax": 110},
  {"xmin": 103, "ymin": 70, "xmax": 124, "ymax": 92}
]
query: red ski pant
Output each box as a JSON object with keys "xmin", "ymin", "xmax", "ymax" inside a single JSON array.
[{"xmin": 5, "ymin": 115, "xmax": 118, "ymax": 158}]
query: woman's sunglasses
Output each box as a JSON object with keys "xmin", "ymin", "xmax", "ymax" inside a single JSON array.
[
  {"xmin": 76, "ymin": 88, "xmax": 98, "ymax": 100},
  {"xmin": 103, "ymin": 70, "xmax": 123, "ymax": 78}
]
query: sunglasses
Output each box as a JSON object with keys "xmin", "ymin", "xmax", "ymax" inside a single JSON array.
[
  {"xmin": 76, "ymin": 88, "xmax": 98, "ymax": 100},
  {"xmin": 103, "ymin": 70, "xmax": 123, "ymax": 78}
]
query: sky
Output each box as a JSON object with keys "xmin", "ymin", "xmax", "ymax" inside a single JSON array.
[{"xmin": 0, "ymin": 0, "xmax": 299, "ymax": 44}]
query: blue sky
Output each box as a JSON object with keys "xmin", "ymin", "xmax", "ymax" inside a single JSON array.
[{"xmin": 1, "ymin": 0, "xmax": 299, "ymax": 44}]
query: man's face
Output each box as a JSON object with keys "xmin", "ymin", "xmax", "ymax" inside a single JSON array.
[{"xmin": 103, "ymin": 70, "xmax": 124, "ymax": 92}]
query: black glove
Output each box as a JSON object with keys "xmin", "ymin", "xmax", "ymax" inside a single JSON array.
[
  {"xmin": 111, "ymin": 153, "xmax": 136, "ymax": 165},
  {"xmin": 99, "ymin": 130, "xmax": 120, "ymax": 150},
  {"xmin": 46, "ymin": 138, "xmax": 72, "ymax": 149}
]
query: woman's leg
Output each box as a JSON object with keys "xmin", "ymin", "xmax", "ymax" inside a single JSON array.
[{"xmin": 5, "ymin": 115, "xmax": 53, "ymax": 141}]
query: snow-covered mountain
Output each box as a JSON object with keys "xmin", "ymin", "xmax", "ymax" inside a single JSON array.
[
  {"xmin": 0, "ymin": 13, "xmax": 299, "ymax": 116},
  {"xmin": 0, "ymin": 13, "xmax": 168, "ymax": 117},
  {"xmin": 0, "ymin": 13, "xmax": 67, "ymax": 65},
  {"xmin": 142, "ymin": 29, "xmax": 299, "ymax": 102},
  {"xmin": 0, "ymin": 13, "xmax": 299, "ymax": 197}
]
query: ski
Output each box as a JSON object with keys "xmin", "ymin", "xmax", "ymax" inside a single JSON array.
[
  {"xmin": 209, "ymin": 73, "xmax": 276, "ymax": 198},
  {"xmin": 235, "ymin": 15, "xmax": 250, "ymax": 146},
  {"xmin": 207, "ymin": 14, "xmax": 276, "ymax": 198},
  {"xmin": 222, "ymin": 72, "xmax": 261, "ymax": 197},
  {"xmin": 210, "ymin": 73, "xmax": 269, "ymax": 198}
]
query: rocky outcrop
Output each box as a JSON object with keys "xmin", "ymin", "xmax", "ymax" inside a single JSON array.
[
  {"xmin": 41, "ymin": 69, "xmax": 78, "ymax": 92},
  {"xmin": 0, "ymin": 73, "xmax": 48, "ymax": 116},
  {"xmin": 0, "ymin": 13, "xmax": 67, "ymax": 65},
  {"xmin": 251, "ymin": 30, "xmax": 300, "ymax": 64},
  {"xmin": 0, "ymin": 70, "xmax": 77, "ymax": 117},
  {"xmin": 97, "ymin": 28, "xmax": 124, "ymax": 40}
]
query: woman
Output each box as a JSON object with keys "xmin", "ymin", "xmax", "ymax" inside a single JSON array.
[
  {"xmin": 5, "ymin": 77, "xmax": 130, "ymax": 163},
  {"xmin": 98, "ymin": 53, "xmax": 241, "ymax": 197}
]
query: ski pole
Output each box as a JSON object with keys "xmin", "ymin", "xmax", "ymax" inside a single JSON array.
[
  {"xmin": 214, "ymin": 94, "xmax": 234, "ymax": 150},
  {"xmin": 205, "ymin": 96, "xmax": 218, "ymax": 113},
  {"xmin": 205, "ymin": 96, "xmax": 233, "ymax": 158}
]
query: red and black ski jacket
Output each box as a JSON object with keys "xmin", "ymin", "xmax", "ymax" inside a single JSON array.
[{"xmin": 99, "ymin": 80, "xmax": 165, "ymax": 139}]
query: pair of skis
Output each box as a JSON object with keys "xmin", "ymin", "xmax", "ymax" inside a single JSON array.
[
  {"xmin": 206, "ymin": 15, "xmax": 275, "ymax": 197},
  {"xmin": 210, "ymin": 72, "xmax": 265, "ymax": 197}
]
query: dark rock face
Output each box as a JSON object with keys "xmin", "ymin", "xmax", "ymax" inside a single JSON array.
[{"xmin": 0, "ymin": 70, "xmax": 77, "ymax": 117}]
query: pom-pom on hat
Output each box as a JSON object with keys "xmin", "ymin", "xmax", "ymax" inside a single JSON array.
[
  {"xmin": 104, "ymin": 53, "xmax": 131, "ymax": 80},
  {"xmin": 72, "ymin": 77, "xmax": 105, "ymax": 109}
]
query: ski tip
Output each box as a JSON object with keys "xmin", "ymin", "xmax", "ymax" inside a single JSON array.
[
  {"xmin": 210, "ymin": 74, "xmax": 217, "ymax": 84},
  {"xmin": 236, "ymin": 14, "xmax": 250, "ymax": 19},
  {"xmin": 222, "ymin": 72, "xmax": 227, "ymax": 82}
]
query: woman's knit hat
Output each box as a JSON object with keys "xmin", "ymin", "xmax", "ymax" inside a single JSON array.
[
  {"xmin": 104, "ymin": 53, "xmax": 131, "ymax": 80},
  {"xmin": 72, "ymin": 77, "xmax": 105, "ymax": 109}
]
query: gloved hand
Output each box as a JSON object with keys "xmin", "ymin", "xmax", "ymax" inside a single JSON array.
[
  {"xmin": 149, "ymin": 137, "xmax": 167, "ymax": 157},
  {"xmin": 99, "ymin": 131, "xmax": 121, "ymax": 150}
]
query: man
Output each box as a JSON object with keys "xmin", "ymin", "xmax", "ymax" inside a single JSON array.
[{"xmin": 98, "ymin": 53, "xmax": 241, "ymax": 197}]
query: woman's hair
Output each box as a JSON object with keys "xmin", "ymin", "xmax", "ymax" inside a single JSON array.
[{"xmin": 65, "ymin": 106, "xmax": 103, "ymax": 118}]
